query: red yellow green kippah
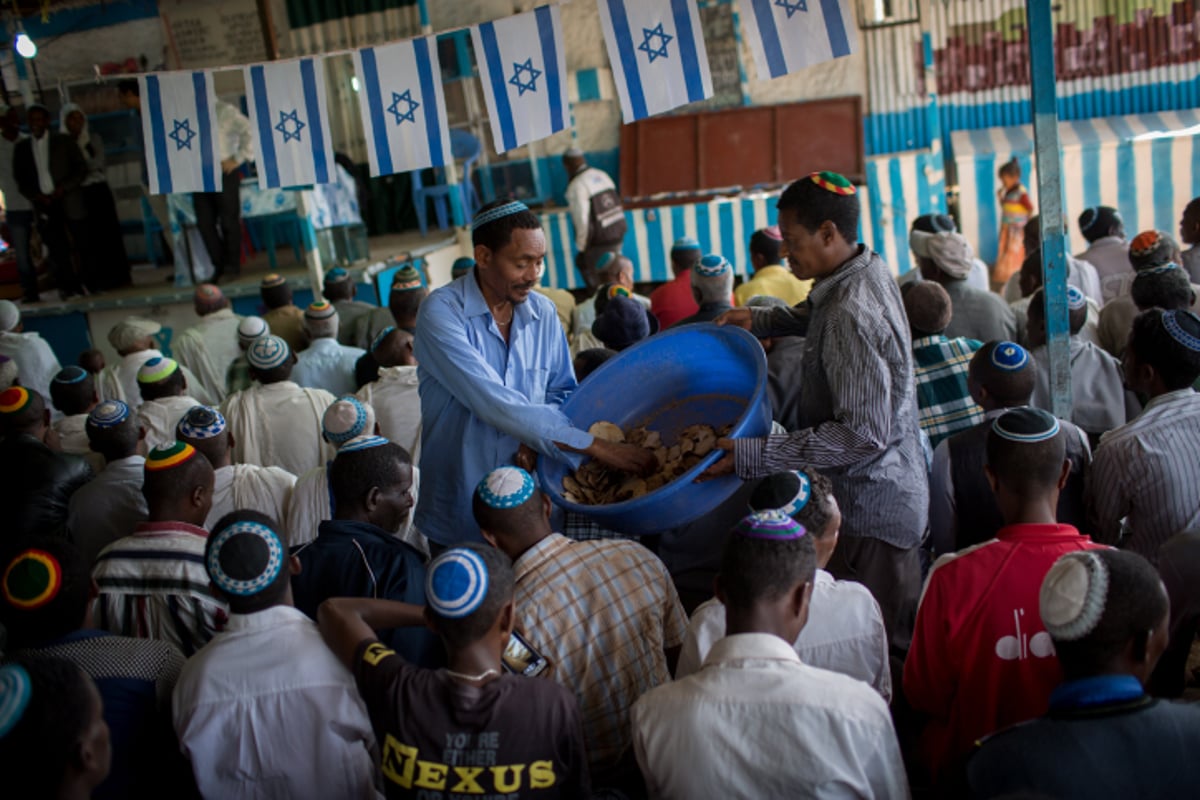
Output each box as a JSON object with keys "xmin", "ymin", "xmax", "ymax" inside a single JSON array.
[
  {"xmin": 146, "ymin": 441, "xmax": 198, "ymax": 471},
  {"xmin": 809, "ymin": 171, "xmax": 856, "ymax": 196},
  {"xmin": 607, "ymin": 285, "xmax": 631, "ymax": 300},
  {"xmin": 2, "ymin": 549, "xmax": 62, "ymax": 610},
  {"xmin": 0, "ymin": 386, "xmax": 31, "ymax": 414}
]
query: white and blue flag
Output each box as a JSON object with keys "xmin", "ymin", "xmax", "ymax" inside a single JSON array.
[
  {"xmin": 139, "ymin": 70, "xmax": 220, "ymax": 195},
  {"xmin": 244, "ymin": 57, "xmax": 335, "ymax": 188},
  {"xmin": 597, "ymin": 0, "xmax": 713, "ymax": 124},
  {"xmin": 736, "ymin": 0, "xmax": 857, "ymax": 81},
  {"xmin": 470, "ymin": 5, "xmax": 568, "ymax": 154},
  {"xmin": 353, "ymin": 37, "xmax": 451, "ymax": 177}
]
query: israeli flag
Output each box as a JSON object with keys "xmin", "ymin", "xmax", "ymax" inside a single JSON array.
[
  {"xmin": 471, "ymin": 5, "xmax": 568, "ymax": 154},
  {"xmin": 736, "ymin": 0, "xmax": 857, "ymax": 81},
  {"xmin": 244, "ymin": 57, "xmax": 335, "ymax": 188},
  {"xmin": 597, "ymin": 0, "xmax": 713, "ymax": 124},
  {"xmin": 139, "ymin": 71, "xmax": 220, "ymax": 195},
  {"xmin": 353, "ymin": 37, "xmax": 451, "ymax": 177}
]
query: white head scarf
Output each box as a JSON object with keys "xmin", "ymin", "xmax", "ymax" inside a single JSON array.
[{"xmin": 58, "ymin": 102, "xmax": 89, "ymax": 150}]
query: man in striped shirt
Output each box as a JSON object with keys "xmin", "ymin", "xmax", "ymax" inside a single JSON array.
[
  {"xmin": 903, "ymin": 281, "xmax": 984, "ymax": 448},
  {"xmin": 92, "ymin": 441, "xmax": 227, "ymax": 657},
  {"xmin": 710, "ymin": 172, "xmax": 927, "ymax": 654},
  {"xmin": 1088, "ymin": 308, "xmax": 1200, "ymax": 562}
]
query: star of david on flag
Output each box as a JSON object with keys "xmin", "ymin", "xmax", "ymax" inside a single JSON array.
[
  {"xmin": 737, "ymin": 0, "xmax": 857, "ymax": 81},
  {"xmin": 471, "ymin": 4, "xmax": 568, "ymax": 154},
  {"xmin": 138, "ymin": 70, "xmax": 219, "ymax": 195},
  {"xmin": 244, "ymin": 57, "xmax": 335, "ymax": 188},
  {"xmin": 353, "ymin": 36, "xmax": 452, "ymax": 177},
  {"xmin": 598, "ymin": 0, "xmax": 713, "ymax": 123}
]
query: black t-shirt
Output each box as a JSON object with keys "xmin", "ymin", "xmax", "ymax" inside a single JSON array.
[{"xmin": 353, "ymin": 639, "xmax": 590, "ymax": 799}]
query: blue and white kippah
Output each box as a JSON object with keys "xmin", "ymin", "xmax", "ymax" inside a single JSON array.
[
  {"xmin": 427, "ymin": 548, "xmax": 490, "ymax": 619},
  {"xmin": 471, "ymin": 201, "xmax": 530, "ymax": 231},
  {"xmin": 324, "ymin": 267, "xmax": 350, "ymax": 283},
  {"xmin": 594, "ymin": 251, "xmax": 618, "ymax": 273},
  {"xmin": 0, "ymin": 663, "xmax": 31, "ymax": 738},
  {"xmin": 990, "ymin": 341, "xmax": 1029, "ymax": 371},
  {"xmin": 371, "ymin": 326, "xmax": 396, "ymax": 354},
  {"xmin": 694, "ymin": 254, "xmax": 731, "ymax": 277},
  {"xmin": 52, "ymin": 365, "xmax": 88, "ymax": 385},
  {"xmin": 176, "ymin": 406, "xmax": 226, "ymax": 440},
  {"xmin": 322, "ymin": 397, "xmax": 373, "ymax": 446},
  {"xmin": 476, "ymin": 467, "xmax": 536, "ymax": 509},
  {"xmin": 237, "ymin": 316, "xmax": 269, "ymax": 345},
  {"xmin": 1066, "ymin": 285, "xmax": 1087, "ymax": 311},
  {"xmin": 88, "ymin": 399, "xmax": 130, "ymax": 428},
  {"xmin": 671, "ymin": 236, "xmax": 701, "ymax": 252},
  {"xmin": 1162, "ymin": 309, "xmax": 1200, "ymax": 353},
  {"xmin": 338, "ymin": 434, "xmax": 389, "ymax": 453},
  {"xmin": 781, "ymin": 471, "xmax": 812, "ymax": 517},
  {"xmin": 734, "ymin": 509, "xmax": 807, "ymax": 541},
  {"xmin": 206, "ymin": 521, "xmax": 285, "ymax": 597},
  {"xmin": 992, "ymin": 407, "xmax": 1061, "ymax": 443},
  {"xmin": 247, "ymin": 335, "xmax": 290, "ymax": 370}
]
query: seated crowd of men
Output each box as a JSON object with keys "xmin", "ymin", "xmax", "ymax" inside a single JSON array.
[{"xmin": 0, "ymin": 180, "xmax": 1199, "ymax": 800}]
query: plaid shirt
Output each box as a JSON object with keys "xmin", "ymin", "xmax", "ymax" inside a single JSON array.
[
  {"xmin": 563, "ymin": 510, "xmax": 639, "ymax": 543},
  {"xmin": 513, "ymin": 534, "xmax": 687, "ymax": 774},
  {"xmin": 912, "ymin": 335, "xmax": 985, "ymax": 448}
]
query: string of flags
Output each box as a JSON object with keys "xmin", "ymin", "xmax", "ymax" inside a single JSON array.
[{"xmin": 137, "ymin": 0, "xmax": 858, "ymax": 194}]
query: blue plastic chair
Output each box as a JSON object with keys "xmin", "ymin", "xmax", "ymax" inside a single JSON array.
[{"xmin": 412, "ymin": 128, "xmax": 481, "ymax": 235}]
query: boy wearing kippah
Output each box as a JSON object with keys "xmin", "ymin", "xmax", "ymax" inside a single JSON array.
[{"xmin": 319, "ymin": 544, "xmax": 590, "ymax": 799}]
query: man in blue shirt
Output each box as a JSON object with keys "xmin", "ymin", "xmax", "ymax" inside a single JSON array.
[{"xmin": 414, "ymin": 199, "xmax": 653, "ymax": 548}]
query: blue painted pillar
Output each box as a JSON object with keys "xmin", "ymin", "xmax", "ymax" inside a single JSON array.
[
  {"xmin": 1027, "ymin": 0, "xmax": 1072, "ymax": 418},
  {"xmin": 919, "ymin": 6, "xmax": 947, "ymax": 213}
]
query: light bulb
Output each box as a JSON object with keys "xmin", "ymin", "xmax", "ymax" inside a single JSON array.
[
  {"xmin": 351, "ymin": 76, "xmax": 360, "ymax": 93},
  {"xmin": 14, "ymin": 33, "xmax": 36, "ymax": 59}
]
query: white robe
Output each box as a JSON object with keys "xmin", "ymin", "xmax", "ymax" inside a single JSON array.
[
  {"xmin": 52, "ymin": 412, "xmax": 105, "ymax": 474},
  {"xmin": 221, "ymin": 381, "xmax": 336, "ymax": 478},
  {"xmin": 355, "ymin": 366, "xmax": 421, "ymax": 462},
  {"xmin": 137, "ymin": 395, "xmax": 204, "ymax": 450},
  {"xmin": 0, "ymin": 330, "xmax": 60, "ymax": 406},
  {"xmin": 206, "ymin": 463, "xmax": 297, "ymax": 531},
  {"xmin": 287, "ymin": 464, "xmax": 425, "ymax": 555},
  {"xmin": 172, "ymin": 308, "xmax": 243, "ymax": 404},
  {"xmin": 99, "ymin": 350, "xmax": 214, "ymax": 410}
]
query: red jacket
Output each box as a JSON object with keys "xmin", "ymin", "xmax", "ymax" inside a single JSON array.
[
  {"xmin": 649, "ymin": 272, "xmax": 698, "ymax": 329},
  {"xmin": 903, "ymin": 523, "xmax": 1106, "ymax": 779}
]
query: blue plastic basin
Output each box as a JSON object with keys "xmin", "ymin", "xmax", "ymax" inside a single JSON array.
[{"xmin": 538, "ymin": 324, "xmax": 771, "ymax": 535}]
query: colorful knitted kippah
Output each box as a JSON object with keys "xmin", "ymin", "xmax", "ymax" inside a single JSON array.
[
  {"xmin": 176, "ymin": 406, "xmax": 226, "ymax": 441},
  {"xmin": 761, "ymin": 225, "xmax": 783, "ymax": 241},
  {"xmin": 305, "ymin": 301, "xmax": 336, "ymax": 321},
  {"xmin": 52, "ymin": 366, "xmax": 88, "ymax": 385},
  {"xmin": 1041, "ymin": 551, "xmax": 1109, "ymax": 641},
  {"xmin": 136, "ymin": 356, "xmax": 178, "ymax": 384},
  {"xmin": 694, "ymin": 254, "xmax": 732, "ymax": 277},
  {"xmin": 595, "ymin": 251, "xmax": 618, "ymax": 273},
  {"xmin": 391, "ymin": 265, "xmax": 424, "ymax": 292},
  {"xmin": 427, "ymin": 548, "xmax": 490, "ymax": 619},
  {"xmin": 476, "ymin": 467, "xmax": 535, "ymax": 509},
  {"xmin": 2, "ymin": 548, "xmax": 62, "ymax": 610},
  {"xmin": 247, "ymin": 336, "xmax": 290, "ymax": 370},
  {"xmin": 781, "ymin": 471, "xmax": 812, "ymax": 517},
  {"xmin": 338, "ymin": 434, "xmax": 389, "ymax": 453},
  {"xmin": 451, "ymin": 257, "xmax": 476, "ymax": 278},
  {"xmin": 734, "ymin": 509, "xmax": 807, "ymax": 540},
  {"xmin": 145, "ymin": 441, "xmax": 198, "ymax": 471},
  {"xmin": 471, "ymin": 200, "xmax": 530, "ymax": 231},
  {"xmin": 371, "ymin": 326, "xmax": 396, "ymax": 354},
  {"xmin": 607, "ymin": 285, "xmax": 631, "ymax": 300},
  {"xmin": 671, "ymin": 236, "xmax": 702, "ymax": 252},
  {"xmin": 0, "ymin": 387, "xmax": 31, "ymax": 415},
  {"xmin": 992, "ymin": 407, "xmax": 1061, "ymax": 443},
  {"xmin": 324, "ymin": 267, "xmax": 350, "ymax": 283},
  {"xmin": 195, "ymin": 283, "xmax": 222, "ymax": 302},
  {"xmin": 1162, "ymin": 310, "xmax": 1200, "ymax": 353},
  {"xmin": 88, "ymin": 400, "xmax": 130, "ymax": 428},
  {"xmin": 206, "ymin": 520, "xmax": 285, "ymax": 597},
  {"xmin": 1066, "ymin": 285, "xmax": 1087, "ymax": 311},
  {"xmin": 808, "ymin": 171, "xmax": 856, "ymax": 196},
  {"xmin": 1139, "ymin": 262, "xmax": 1180, "ymax": 276},
  {"xmin": 0, "ymin": 664, "xmax": 32, "ymax": 738},
  {"xmin": 1129, "ymin": 230, "xmax": 1163, "ymax": 258},
  {"xmin": 990, "ymin": 341, "xmax": 1029, "ymax": 371},
  {"xmin": 322, "ymin": 397, "xmax": 373, "ymax": 446},
  {"xmin": 261, "ymin": 273, "xmax": 287, "ymax": 288}
]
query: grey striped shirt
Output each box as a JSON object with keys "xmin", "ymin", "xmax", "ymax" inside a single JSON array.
[
  {"xmin": 735, "ymin": 246, "xmax": 928, "ymax": 548},
  {"xmin": 1087, "ymin": 388, "xmax": 1200, "ymax": 562}
]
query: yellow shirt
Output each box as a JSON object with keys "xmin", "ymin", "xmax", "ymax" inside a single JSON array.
[
  {"xmin": 534, "ymin": 285, "xmax": 576, "ymax": 338},
  {"xmin": 734, "ymin": 264, "xmax": 812, "ymax": 307}
]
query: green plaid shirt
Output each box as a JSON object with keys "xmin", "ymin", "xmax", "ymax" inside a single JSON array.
[
  {"xmin": 225, "ymin": 356, "xmax": 252, "ymax": 396},
  {"xmin": 912, "ymin": 335, "xmax": 985, "ymax": 448}
]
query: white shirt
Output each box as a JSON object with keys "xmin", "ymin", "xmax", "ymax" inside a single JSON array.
[
  {"xmin": 172, "ymin": 308, "xmax": 243, "ymax": 403},
  {"xmin": 675, "ymin": 571, "xmax": 892, "ymax": 701},
  {"xmin": 173, "ymin": 605, "xmax": 380, "ymax": 800},
  {"xmin": 136, "ymin": 394, "xmax": 203, "ymax": 450},
  {"xmin": 31, "ymin": 131, "xmax": 53, "ymax": 195},
  {"xmin": 0, "ymin": 330, "xmax": 60, "ymax": 406},
  {"xmin": 66, "ymin": 455, "xmax": 147, "ymax": 566},
  {"xmin": 216, "ymin": 100, "xmax": 254, "ymax": 165},
  {"xmin": 355, "ymin": 366, "xmax": 421, "ymax": 462},
  {"xmin": 0, "ymin": 133, "xmax": 31, "ymax": 212},
  {"xmin": 99, "ymin": 349, "xmax": 214, "ymax": 410},
  {"xmin": 221, "ymin": 381, "xmax": 336, "ymax": 478},
  {"xmin": 52, "ymin": 412, "xmax": 105, "ymax": 474},
  {"xmin": 292, "ymin": 337, "xmax": 364, "ymax": 398},
  {"xmin": 206, "ymin": 463, "xmax": 296, "ymax": 530},
  {"xmin": 632, "ymin": 633, "xmax": 909, "ymax": 800},
  {"xmin": 286, "ymin": 463, "xmax": 426, "ymax": 555},
  {"xmin": 1076, "ymin": 236, "xmax": 1131, "ymax": 304},
  {"xmin": 566, "ymin": 166, "xmax": 617, "ymax": 251}
]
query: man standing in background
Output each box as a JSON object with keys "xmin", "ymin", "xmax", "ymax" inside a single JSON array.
[
  {"xmin": 194, "ymin": 99, "xmax": 253, "ymax": 283},
  {"xmin": 0, "ymin": 106, "xmax": 36, "ymax": 303},
  {"xmin": 564, "ymin": 147, "xmax": 626, "ymax": 290}
]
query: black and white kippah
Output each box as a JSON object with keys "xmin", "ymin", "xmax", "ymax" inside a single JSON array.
[{"xmin": 992, "ymin": 407, "xmax": 1060, "ymax": 443}]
